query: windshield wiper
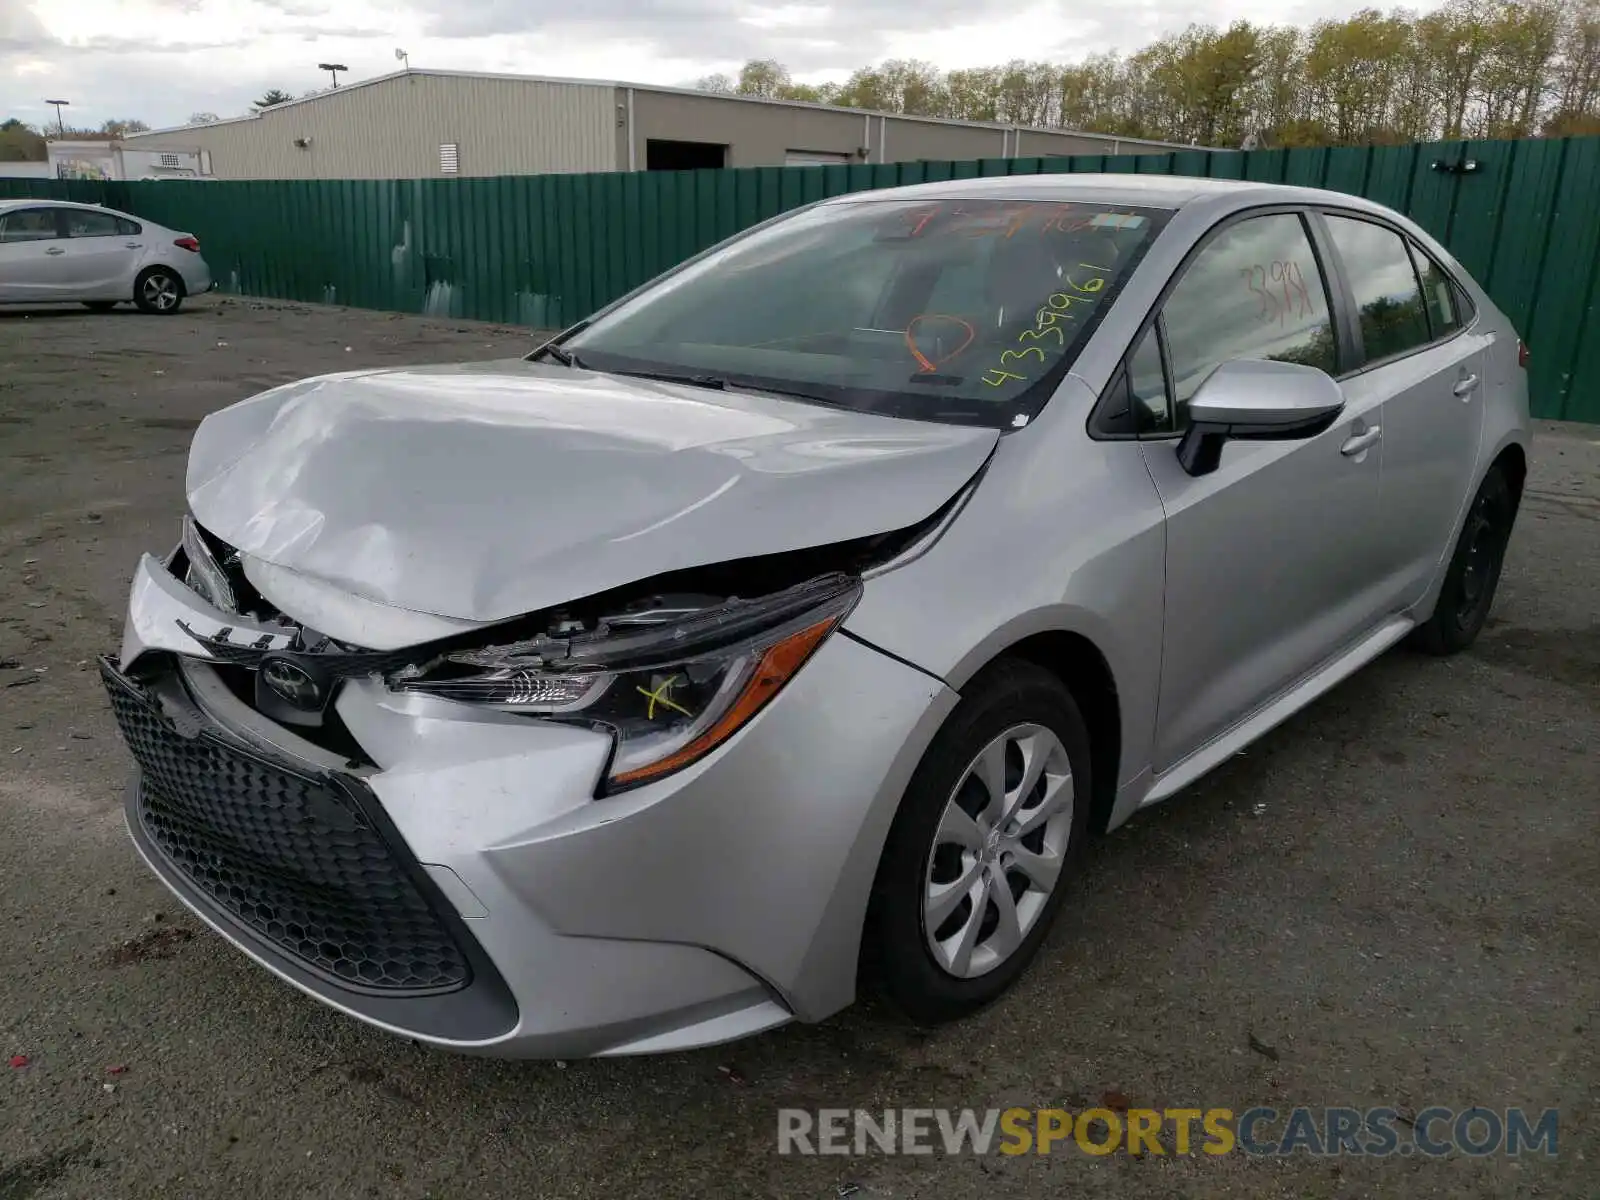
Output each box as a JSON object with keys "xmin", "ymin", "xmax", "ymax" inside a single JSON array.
[
  {"xmin": 529, "ymin": 342, "xmax": 584, "ymax": 368},
  {"xmin": 609, "ymin": 368, "xmax": 730, "ymax": 391},
  {"xmin": 597, "ymin": 366, "xmax": 864, "ymax": 412}
]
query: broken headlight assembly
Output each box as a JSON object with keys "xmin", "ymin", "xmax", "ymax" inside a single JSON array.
[{"xmin": 390, "ymin": 573, "xmax": 861, "ymax": 792}]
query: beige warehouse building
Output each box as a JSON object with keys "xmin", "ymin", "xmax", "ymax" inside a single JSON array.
[{"xmin": 126, "ymin": 69, "xmax": 1212, "ymax": 180}]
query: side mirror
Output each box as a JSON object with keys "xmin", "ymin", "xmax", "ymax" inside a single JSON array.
[{"xmin": 1176, "ymin": 358, "xmax": 1346, "ymax": 477}]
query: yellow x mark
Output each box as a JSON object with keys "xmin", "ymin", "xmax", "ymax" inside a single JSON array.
[{"xmin": 637, "ymin": 675, "xmax": 693, "ymax": 720}]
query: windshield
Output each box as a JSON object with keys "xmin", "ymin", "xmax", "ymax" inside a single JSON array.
[{"xmin": 561, "ymin": 198, "xmax": 1171, "ymax": 428}]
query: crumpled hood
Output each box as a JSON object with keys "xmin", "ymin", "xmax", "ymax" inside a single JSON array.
[{"xmin": 186, "ymin": 359, "xmax": 998, "ymax": 623}]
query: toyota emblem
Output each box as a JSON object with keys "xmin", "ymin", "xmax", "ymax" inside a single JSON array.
[{"xmin": 261, "ymin": 656, "xmax": 323, "ymax": 710}]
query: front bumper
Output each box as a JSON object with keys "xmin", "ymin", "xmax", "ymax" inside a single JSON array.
[
  {"xmin": 106, "ymin": 657, "xmax": 518, "ymax": 1040},
  {"xmin": 109, "ymin": 554, "xmax": 956, "ymax": 1057}
]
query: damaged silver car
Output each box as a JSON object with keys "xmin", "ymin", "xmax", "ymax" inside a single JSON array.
[{"xmin": 104, "ymin": 175, "xmax": 1530, "ymax": 1057}]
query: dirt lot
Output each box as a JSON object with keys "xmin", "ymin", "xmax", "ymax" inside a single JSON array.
[{"xmin": 0, "ymin": 297, "xmax": 1595, "ymax": 1199}]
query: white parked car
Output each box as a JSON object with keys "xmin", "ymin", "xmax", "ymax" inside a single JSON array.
[{"xmin": 0, "ymin": 199, "xmax": 213, "ymax": 313}]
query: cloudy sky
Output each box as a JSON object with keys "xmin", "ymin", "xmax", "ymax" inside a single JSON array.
[{"xmin": 3, "ymin": 0, "xmax": 1416, "ymax": 132}]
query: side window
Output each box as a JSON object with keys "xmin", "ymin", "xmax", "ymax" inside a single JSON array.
[
  {"xmin": 1129, "ymin": 325, "xmax": 1172, "ymax": 435},
  {"xmin": 0, "ymin": 208, "xmax": 62, "ymax": 243},
  {"xmin": 64, "ymin": 209, "xmax": 123, "ymax": 238},
  {"xmin": 116, "ymin": 217, "xmax": 142, "ymax": 236},
  {"xmin": 1324, "ymin": 215, "xmax": 1431, "ymax": 364},
  {"xmin": 1161, "ymin": 213, "xmax": 1336, "ymax": 422},
  {"xmin": 1409, "ymin": 241, "xmax": 1462, "ymax": 337}
]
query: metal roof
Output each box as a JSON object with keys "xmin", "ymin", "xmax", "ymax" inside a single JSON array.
[{"xmin": 124, "ymin": 68, "xmax": 1220, "ymax": 152}]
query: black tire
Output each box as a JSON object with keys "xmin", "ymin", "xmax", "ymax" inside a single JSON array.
[
  {"xmin": 1410, "ymin": 466, "xmax": 1515, "ymax": 656},
  {"xmin": 865, "ymin": 658, "xmax": 1093, "ymax": 1024},
  {"xmin": 82, "ymin": 301, "xmax": 118, "ymax": 312},
  {"xmin": 133, "ymin": 267, "xmax": 185, "ymax": 315}
]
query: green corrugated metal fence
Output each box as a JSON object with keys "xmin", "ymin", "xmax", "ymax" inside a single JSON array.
[{"xmin": 4, "ymin": 135, "xmax": 1598, "ymax": 421}]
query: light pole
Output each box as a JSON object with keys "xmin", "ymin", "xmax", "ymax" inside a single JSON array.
[
  {"xmin": 44, "ymin": 99, "xmax": 69, "ymax": 138},
  {"xmin": 394, "ymin": 48, "xmax": 409, "ymax": 70},
  {"xmin": 317, "ymin": 63, "xmax": 349, "ymax": 88}
]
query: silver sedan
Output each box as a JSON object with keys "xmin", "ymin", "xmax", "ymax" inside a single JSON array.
[
  {"xmin": 104, "ymin": 174, "xmax": 1529, "ymax": 1056},
  {"xmin": 0, "ymin": 199, "xmax": 212, "ymax": 313}
]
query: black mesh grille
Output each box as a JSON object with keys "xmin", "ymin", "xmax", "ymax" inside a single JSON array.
[{"xmin": 103, "ymin": 665, "xmax": 469, "ymax": 995}]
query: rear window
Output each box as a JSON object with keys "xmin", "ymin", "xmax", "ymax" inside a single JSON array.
[
  {"xmin": 1409, "ymin": 242, "xmax": 1463, "ymax": 338},
  {"xmin": 565, "ymin": 198, "xmax": 1172, "ymax": 428},
  {"xmin": 64, "ymin": 209, "xmax": 122, "ymax": 238},
  {"xmin": 1324, "ymin": 215, "xmax": 1432, "ymax": 363}
]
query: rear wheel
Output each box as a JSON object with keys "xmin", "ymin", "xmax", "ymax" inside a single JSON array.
[
  {"xmin": 82, "ymin": 301, "xmax": 118, "ymax": 312},
  {"xmin": 134, "ymin": 267, "xmax": 184, "ymax": 314},
  {"xmin": 865, "ymin": 659, "xmax": 1092, "ymax": 1024},
  {"xmin": 1411, "ymin": 467, "xmax": 1514, "ymax": 656}
]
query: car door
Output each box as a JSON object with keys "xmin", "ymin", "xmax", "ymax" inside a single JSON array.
[
  {"xmin": 1318, "ymin": 212, "xmax": 1488, "ymax": 609},
  {"xmin": 0, "ymin": 207, "xmax": 69, "ymax": 301},
  {"xmin": 59, "ymin": 207, "xmax": 144, "ymax": 298},
  {"xmin": 1130, "ymin": 209, "xmax": 1389, "ymax": 773}
]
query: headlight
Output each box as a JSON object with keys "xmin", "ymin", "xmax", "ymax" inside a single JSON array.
[
  {"xmin": 181, "ymin": 515, "xmax": 236, "ymax": 612},
  {"xmin": 391, "ymin": 574, "xmax": 861, "ymax": 792}
]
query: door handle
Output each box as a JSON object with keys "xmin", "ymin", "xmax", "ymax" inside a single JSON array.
[
  {"xmin": 124, "ymin": 242, "xmax": 143, "ymax": 249},
  {"xmin": 44, "ymin": 246, "xmax": 65, "ymax": 255},
  {"xmin": 1340, "ymin": 425, "xmax": 1382, "ymax": 457},
  {"xmin": 1453, "ymin": 374, "xmax": 1479, "ymax": 398}
]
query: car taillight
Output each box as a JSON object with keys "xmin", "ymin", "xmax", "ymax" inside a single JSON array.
[
  {"xmin": 174, "ymin": 236, "xmax": 200, "ymax": 252},
  {"xmin": 1517, "ymin": 339, "xmax": 1529, "ymax": 369}
]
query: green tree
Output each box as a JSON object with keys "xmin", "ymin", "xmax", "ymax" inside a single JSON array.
[
  {"xmin": 1242, "ymin": 27, "xmax": 1306, "ymax": 144},
  {"xmin": 1304, "ymin": 9, "xmax": 1416, "ymax": 143},
  {"xmin": 1195, "ymin": 23, "xmax": 1264, "ymax": 146},
  {"xmin": 0, "ymin": 118, "xmax": 47, "ymax": 162},
  {"xmin": 946, "ymin": 67, "xmax": 1002, "ymax": 121},
  {"xmin": 689, "ymin": 0, "xmax": 1600, "ymax": 148},
  {"xmin": 254, "ymin": 89, "xmax": 295, "ymax": 109},
  {"xmin": 782, "ymin": 82, "xmax": 842, "ymax": 104},
  {"xmin": 834, "ymin": 60, "xmax": 948, "ymax": 113},
  {"xmin": 1547, "ymin": 0, "xmax": 1600, "ymax": 129},
  {"xmin": 1418, "ymin": 0, "xmax": 1494, "ymax": 137},
  {"xmin": 1060, "ymin": 54, "xmax": 1133, "ymax": 134},
  {"xmin": 1475, "ymin": 0, "xmax": 1563, "ymax": 136},
  {"xmin": 736, "ymin": 59, "xmax": 793, "ymax": 99},
  {"xmin": 100, "ymin": 118, "xmax": 150, "ymax": 137},
  {"xmin": 995, "ymin": 60, "xmax": 1059, "ymax": 126}
]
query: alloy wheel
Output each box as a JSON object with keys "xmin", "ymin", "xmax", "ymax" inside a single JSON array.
[
  {"xmin": 142, "ymin": 273, "xmax": 180, "ymax": 312},
  {"xmin": 922, "ymin": 723, "xmax": 1074, "ymax": 979}
]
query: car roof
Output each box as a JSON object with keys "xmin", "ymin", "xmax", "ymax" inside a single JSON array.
[
  {"xmin": 815, "ymin": 173, "xmax": 1389, "ymax": 214},
  {"xmin": 0, "ymin": 197, "xmax": 149, "ymax": 222},
  {"xmin": 0, "ymin": 198, "xmax": 109, "ymax": 212}
]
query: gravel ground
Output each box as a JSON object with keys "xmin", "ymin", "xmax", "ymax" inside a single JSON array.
[{"xmin": 0, "ymin": 297, "xmax": 1595, "ymax": 1199}]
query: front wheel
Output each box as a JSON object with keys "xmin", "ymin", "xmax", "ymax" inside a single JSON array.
[
  {"xmin": 865, "ymin": 659, "xmax": 1092, "ymax": 1024},
  {"xmin": 134, "ymin": 267, "xmax": 185, "ymax": 314},
  {"xmin": 1411, "ymin": 466, "xmax": 1515, "ymax": 656}
]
